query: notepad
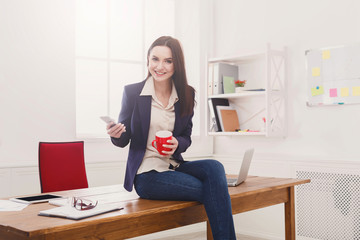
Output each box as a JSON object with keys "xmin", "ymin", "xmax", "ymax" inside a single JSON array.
[
  {"xmin": 216, "ymin": 106, "xmax": 240, "ymax": 132},
  {"xmin": 39, "ymin": 204, "xmax": 123, "ymax": 220}
]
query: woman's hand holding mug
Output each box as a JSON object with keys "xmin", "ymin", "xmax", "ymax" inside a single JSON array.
[{"xmin": 152, "ymin": 130, "xmax": 178, "ymax": 156}]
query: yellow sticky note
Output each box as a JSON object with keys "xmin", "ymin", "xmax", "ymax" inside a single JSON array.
[
  {"xmin": 311, "ymin": 86, "xmax": 324, "ymax": 96},
  {"xmin": 340, "ymin": 87, "xmax": 349, "ymax": 97},
  {"xmin": 322, "ymin": 50, "xmax": 331, "ymax": 59},
  {"xmin": 352, "ymin": 86, "xmax": 360, "ymax": 96},
  {"xmin": 312, "ymin": 67, "xmax": 320, "ymax": 76}
]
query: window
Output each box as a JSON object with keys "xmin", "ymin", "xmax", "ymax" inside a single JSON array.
[
  {"xmin": 76, "ymin": 0, "xmax": 174, "ymax": 137},
  {"xmin": 76, "ymin": 0, "xmax": 205, "ymax": 156}
]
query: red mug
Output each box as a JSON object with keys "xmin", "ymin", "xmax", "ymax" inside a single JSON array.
[{"xmin": 152, "ymin": 130, "xmax": 172, "ymax": 155}]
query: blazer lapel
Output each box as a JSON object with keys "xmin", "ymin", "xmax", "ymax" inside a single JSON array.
[{"xmin": 137, "ymin": 95, "xmax": 152, "ymax": 141}]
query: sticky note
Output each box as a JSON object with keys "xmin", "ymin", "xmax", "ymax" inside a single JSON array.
[
  {"xmin": 329, "ymin": 88, "xmax": 337, "ymax": 97},
  {"xmin": 352, "ymin": 86, "xmax": 360, "ymax": 96},
  {"xmin": 312, "ymin": 67, "xmax": 320, "ymax": 76},
  {"xmin": 311, "ymin": 86, "xmax": 324, "ymax": 96},
  {"xmin": 322, "ymin": 50, "xmax": 331, "ymax": 59},
  {"xmin": 340, "ymin": 87, "xmax": 349, "ymax": 97}
]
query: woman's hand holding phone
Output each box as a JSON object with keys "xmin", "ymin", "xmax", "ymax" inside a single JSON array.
[
  {"xmin": 100, "ymin": 116, "xmax": 126, "ymax": 138},
  {"xmin": 107, "ymin": 122, "xmax": 126, "ymax": 138}
]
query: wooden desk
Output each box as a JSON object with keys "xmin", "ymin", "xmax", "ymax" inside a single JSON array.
[{"xmin": 0, "ymin": 176, "xmax": 309, "ymax": 240}]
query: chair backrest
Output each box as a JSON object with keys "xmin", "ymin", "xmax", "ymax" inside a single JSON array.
[{"xmin": 39, "ymin": 141, "xmax": 88, "ymax": 193}]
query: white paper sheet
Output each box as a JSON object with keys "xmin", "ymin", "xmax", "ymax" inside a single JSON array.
[{"xmin": 0, "ymin": 200, "xmax": 29, "ymax": 211}]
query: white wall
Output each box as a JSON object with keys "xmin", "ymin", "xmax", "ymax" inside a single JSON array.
[
  {"xmin": 0, "ymin": 0, "xmax": 129, "ymax": 200},
  {"xmin": 212, "ymin": 0, "xmax": 360, "ymax": 239},
  {"xmin": 0, "ymin": 0, "xmax": 78, "ymax": 163},
  {"xmin": 212, "ymin": 0, "xmax": 360, "ymax": 161},
  {"xmin": 0, "ymin": 0, "xmax": 129, "ymax": 167}
]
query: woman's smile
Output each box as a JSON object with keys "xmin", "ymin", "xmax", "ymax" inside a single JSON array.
[{"xmin": 148, "ymin": 46, "xmax": 174, "ymax": 82}]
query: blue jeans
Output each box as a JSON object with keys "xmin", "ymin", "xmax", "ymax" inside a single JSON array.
[{"xmin": 134, "ymin": 159, "xmax": 236, "ymax": 240}]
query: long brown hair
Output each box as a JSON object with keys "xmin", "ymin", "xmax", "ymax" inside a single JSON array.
[{"xmin": 147, "ymin": 36, "xmax": 195, "ymax": 117}]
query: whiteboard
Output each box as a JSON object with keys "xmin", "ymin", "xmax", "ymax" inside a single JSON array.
[{"xmin": 306, "ymin": 43, "xmax": 360, "ymax": 106}]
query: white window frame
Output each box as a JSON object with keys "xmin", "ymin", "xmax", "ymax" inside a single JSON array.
[{"xmin": 75, "ymin": 0, "xmax": 213, "ymax": 157}]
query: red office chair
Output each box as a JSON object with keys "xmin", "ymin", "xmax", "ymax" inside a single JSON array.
[{"xmin": 38, "ymin": 141, "xmax": 89, "ymax": 193}]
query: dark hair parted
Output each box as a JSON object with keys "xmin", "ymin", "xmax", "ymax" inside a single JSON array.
[{"xmin": 147, "ymin": 36, "xmax": 195, "ymax": 117}]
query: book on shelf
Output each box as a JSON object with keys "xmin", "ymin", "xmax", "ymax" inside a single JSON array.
[
  {"xmin": 208, "ymin": 99, "xmax": 218, "ymax": 132},
  {"xmin": 223, "ymin": 76, "xmax": 236, "ymax": 94},
  {"xmin": 245, "ymin": 88, "xmax": 265, "ymax": 91},
  {"xmin": 208, "ymin": 98, "xmax": 229, "ymax": 132},
  {"xmin": 212, "ymin": 63, "xmax": 238, "ymax": 95},
  {"xmin": 208, "ymin": 63, "xmax": 214, "ymax": 95},
  {"xmin": 216, "ymin": 106, "xmax": 240, "ymax": 132}
]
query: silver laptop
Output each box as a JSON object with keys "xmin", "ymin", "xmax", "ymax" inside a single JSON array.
[{"xmin": 227, "ymin": 148, "xmax": 254, "ymax": 187}]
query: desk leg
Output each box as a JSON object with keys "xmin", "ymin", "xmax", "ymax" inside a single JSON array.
[
  {"xmin": 285, "ymin": 186, "xmax": 295, "ymax": 240},
  {"xmin": 206, "ymin": 220, "xmax": 214, "ymax": 240}
]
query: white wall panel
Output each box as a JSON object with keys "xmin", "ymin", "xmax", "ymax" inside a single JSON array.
[{"xmin": 0, "ymin": 162, "xmax": 126, "ymax": 198}]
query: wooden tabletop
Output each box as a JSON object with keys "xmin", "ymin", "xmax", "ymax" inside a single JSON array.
[{"xmin": 0, "ymin": 176, "xmax": 310, "ymax": 240}]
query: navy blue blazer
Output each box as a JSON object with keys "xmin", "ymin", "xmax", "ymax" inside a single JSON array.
[{"xmin": 111, "ymin": 80, "xmax": 194, "ymax": 192}]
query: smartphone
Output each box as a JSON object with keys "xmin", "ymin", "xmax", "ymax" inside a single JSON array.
[
  {"xmin": 100, "ymin": 116, "xmax": 126, "ymax": 132},
  {"xmin": 100, "ymin": 116, "xmax": 115, "ymax": 124},
  {"xmin": 100, "ymin": 116, "xmax": 116, "ymax": 128}
]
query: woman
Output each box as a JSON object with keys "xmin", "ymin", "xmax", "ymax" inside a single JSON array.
[{"xmin": 107, "ymin": 36, "xmax": 236, "ymax": 239}]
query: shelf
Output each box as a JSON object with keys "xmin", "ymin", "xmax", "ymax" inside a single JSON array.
[
  {"xmin": 208, "ymin": 91, "xmax": 266, "ymax": 99},
  {"xmin": 206, "ymin": 44, "xmax": 287, "ymax": 138},
  {"xmin": 208, "ymin": 51, "xmax": 266, "ymax": 63},
  {"xmin": 208, "ymin": 131, "xmax": 266, "ymax": 136}
]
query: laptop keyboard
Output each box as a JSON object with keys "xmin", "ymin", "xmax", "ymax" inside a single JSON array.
[{"xmin": 227, "ymin": 178, "xmax": 237, "ymax": 183}]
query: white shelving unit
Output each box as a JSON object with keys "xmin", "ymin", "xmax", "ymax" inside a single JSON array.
[{"xmin": 207, "ymin": 44, "xmax": 287, "ymax": 137}]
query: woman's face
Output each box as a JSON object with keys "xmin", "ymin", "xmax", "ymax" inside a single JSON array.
[{"xmin": 148, "ymin": 46, "xmax": 175, "ymax": 83}]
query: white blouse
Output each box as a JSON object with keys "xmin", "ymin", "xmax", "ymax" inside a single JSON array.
[{"xmin": 137, "ymin": 77, "xmax": 179, "ymax": 174}]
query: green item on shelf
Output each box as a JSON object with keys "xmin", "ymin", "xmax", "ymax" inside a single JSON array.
[{"xmin": 223, "ymin": 76, "xmax": 235, "ymax": 94}]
